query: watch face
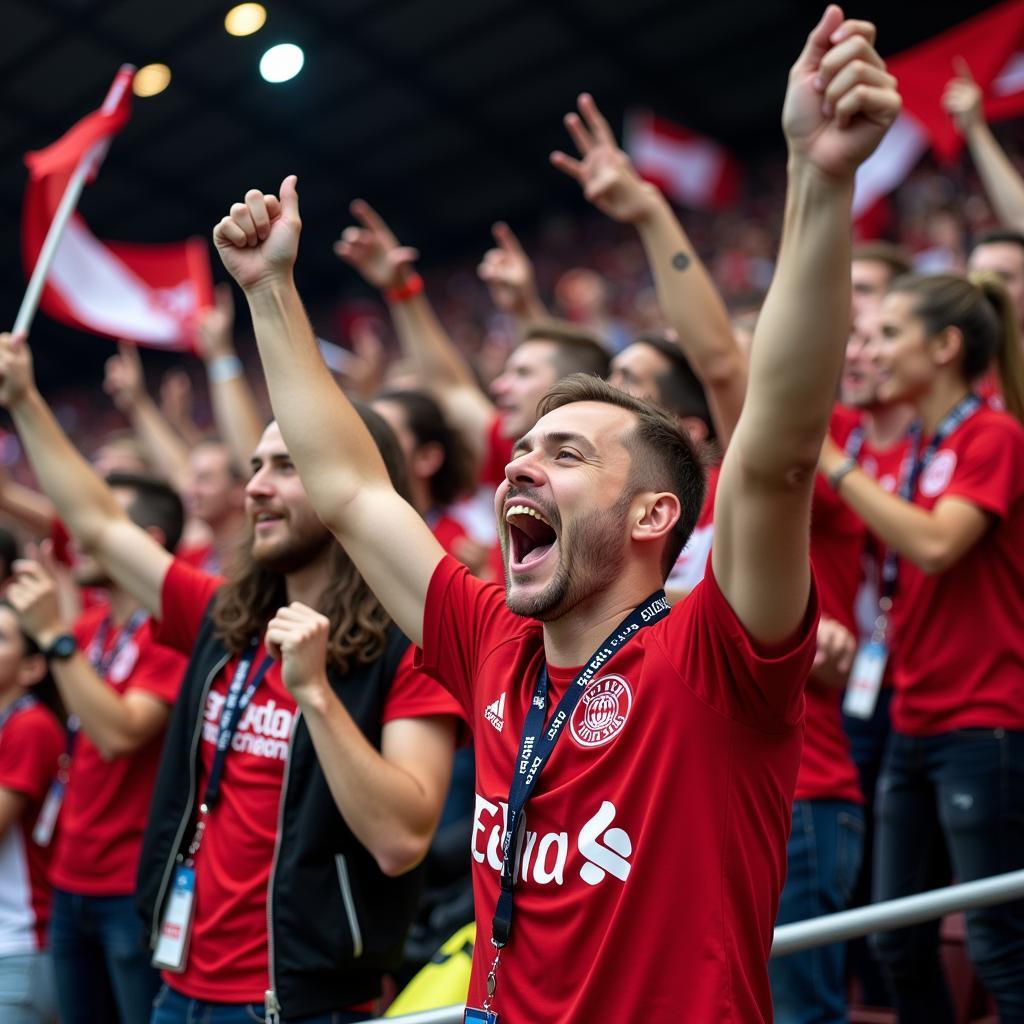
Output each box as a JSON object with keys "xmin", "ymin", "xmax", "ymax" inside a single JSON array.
[{"xmin": 49, "ymin": 635, "xmax": 77, "ymax": 660}]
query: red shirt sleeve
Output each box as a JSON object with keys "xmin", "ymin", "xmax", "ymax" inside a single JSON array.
[
  {"xmin": 941, "ymin": 415, "xmax": 1024, "ymax": 520},
  {"xmin": 154, "ymin": 558, "xmax": 225, "ymax": 655},
  {"xmin": 416, "ymin": 554, "xmax": 527, "ymax": 719},
  {"xmin": 382, "ymin": 646, "xmax": 466, "ymax": 725},
  {"xmin": 661, "ymin": 561, "xmax": 820, "ymax": 729},
  {"xmin": 0, "ymin": 706, "xmax": 63, "ymax": 802},
  {"xmin": 124, "ymin": 622, "xmax": 189, "ymax": 705},
  {"xmin": 479, "ymin": 414, "xmax": 514, "ymax": 488}
]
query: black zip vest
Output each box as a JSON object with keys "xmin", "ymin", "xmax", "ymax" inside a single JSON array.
[{"xmin": 135, "ymin": 599, "xmax": 425, "ymax": 1018}]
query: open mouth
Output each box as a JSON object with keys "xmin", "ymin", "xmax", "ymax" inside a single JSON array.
[{"xmin": 505, "ymin": 504, "xmax": 557, "ymax": 572}]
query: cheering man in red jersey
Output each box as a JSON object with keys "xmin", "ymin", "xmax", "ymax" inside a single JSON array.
[{"xmin": 214, "ymin": 8, "xmax": 899, "ymax": 1021}]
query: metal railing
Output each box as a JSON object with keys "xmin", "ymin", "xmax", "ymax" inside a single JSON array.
[{"xmin": 355, "ymin": 868, "xmax": 1024, "ymax": 1024}]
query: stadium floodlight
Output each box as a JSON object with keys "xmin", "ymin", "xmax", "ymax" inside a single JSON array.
[
  {"xmin": 225, "ymin": 3, "xmax": 267, "ymax": 37},
  {"xmin": 133, "ymin": 64, "xmax": 171, "ymax": 97},
  {"xmin": 259, "ymin": 43, "xmax": 304, "ymax": 83}
]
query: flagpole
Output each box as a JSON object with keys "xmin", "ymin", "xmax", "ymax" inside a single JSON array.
[{"xmin": 13, "ymin": 64, "xmax": 135, "ymax": 336}]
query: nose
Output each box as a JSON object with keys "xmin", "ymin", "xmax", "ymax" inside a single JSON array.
[
  {"xmin": 245, "ymin": 465, "xmax": 273, "ymax": 499},
  {"xmin": 504, "ymin": 449, "xmax": 545, "ymax": 488}
]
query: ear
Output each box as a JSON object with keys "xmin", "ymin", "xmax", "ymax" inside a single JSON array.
[
  {"xmin": 411, "ymin": 441, "xmax": 445, "ymax": 480},
  {"xmin": 630, "ymin": 491, "xmax": 681, "ymax": 547},
  {"xmin": 932, "ymin": 325, "xmax": 965, "ymax": 370},
  {"xmin": 678, "ymin": 416, "xmax": 709, "ymax": 446},
  {"xmin": 19, "ymin": 653, "xmax": 48, "ymax": 690}
]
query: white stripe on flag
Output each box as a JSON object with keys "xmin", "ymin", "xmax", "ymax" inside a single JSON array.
[{"xmin": 853, "ymin": 114, "xmax": 929, "ymax": 218}]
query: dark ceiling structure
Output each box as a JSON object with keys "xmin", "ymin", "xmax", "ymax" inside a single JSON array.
[{"xmin": 1, "ymin": 0, "xmax": 998, "ymax": 388}]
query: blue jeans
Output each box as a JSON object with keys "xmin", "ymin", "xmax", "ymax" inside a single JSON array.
[
  {"xmin": 872, "ymin": 728, "xmax": 1024, "ymax": 1024},
  {"xmin": 50, "ymin": 889, "xmax": 161, "ymax": 1024},
  {"xmin": 769, "ymin": 800, "xmax": 865, "ymax": 1024},
  {"xmin": 842, "ymin": 685, "xmax": 893, "ymax": 1006},
  {"xmin": 151, "ymin": 983, "xmax": 372, "ymax": 1024},
  {"xmin": 0, "ymin": 951, "xmax": 57, "ymax": 1023}
]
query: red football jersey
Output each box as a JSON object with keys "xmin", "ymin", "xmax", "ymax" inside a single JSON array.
[
  {"xmin": 417, "ymin": 555, "xmax": 818, "ymax": 1023},
  {"xmin": 155, "ymin": 559, "xmax": 464, "ymax": 1002},
  {"xmin": 889, "ymin": 407, "xmax": 1024, "ymax": 735},
  {"xmin": 0, "ymin": 701, "xmax": 63, "ymax": 952},
  {"xmin": 51, "ymin": 607, "xmax": 186, "ymax": 895}
]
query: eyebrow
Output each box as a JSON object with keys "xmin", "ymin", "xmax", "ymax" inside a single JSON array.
[{"xmin": 511, "ymin": 430, "xmax": 598, "ymax": 458}]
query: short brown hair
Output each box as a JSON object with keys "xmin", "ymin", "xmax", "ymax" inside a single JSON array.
[
  {"xmin": 852, "ymin": 241, "xmax": 913, "ymax": 282},
  {"xmin": 536, "ymin": 374, "xmax": 705, "ymax": 578},
  {"xmin": 522, "ymin": 320, "xmax": 611, "ymax": 380}
]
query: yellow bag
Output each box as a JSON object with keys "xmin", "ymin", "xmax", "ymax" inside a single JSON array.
[{"xmin": 385, "ymin": 922, "xmax": 477, "ymax": 1017}]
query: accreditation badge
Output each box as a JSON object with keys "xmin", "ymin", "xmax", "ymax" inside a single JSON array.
[
  {"xmin": 152, "ymin": 865, "xmax": 197, "ymax": 972},
  {"xmin": 32, "ymin": 778, "xmax": 64, "ymax": 847},
  {"xmin": 843, "ymin": 639, "xmax": 887, "ymax": 720},
  {"xmin": 464, "ymin": 1010, "xmax": 499, "ymax": 1023}
]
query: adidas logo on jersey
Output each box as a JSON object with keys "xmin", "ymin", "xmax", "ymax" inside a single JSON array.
[
  {"xmin": 484, "ymin": 693, "xmax": 506, "ymax": 732},
  {"xmin": 472, "ymin": 795, "xmax": 633, "ymax": 888}
]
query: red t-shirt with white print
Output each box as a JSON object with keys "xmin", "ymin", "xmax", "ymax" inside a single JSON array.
[
  {"xmin": 154, "ymin": 558, "xmax": 464, "ymax": 1003},
  {"xmin": 416, "ymin": 555, "xmax": 818, "ymax": 1024},
  {"xmin": 888, "ymin": 406, "xmax": 1024, "ymax": 735},
  {"xmin": 0, "ymin": 701, "xmax": 63, "ymax": 953},
  {"xmin": 51, "ymin": 607, "xmax": 186, "ymax": 895}
]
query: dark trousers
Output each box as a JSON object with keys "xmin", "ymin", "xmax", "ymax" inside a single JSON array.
[
  {"xmin": 151, "ymin": 983, "xmax": 370, "ymax": 1023},
  {"xmin": 50, "ymin": 889, "xmax": 161, "ymax": 1024},
  {"xmin": 871, "ymin": 728, "xmax": 1024, "ymax": 1024}
]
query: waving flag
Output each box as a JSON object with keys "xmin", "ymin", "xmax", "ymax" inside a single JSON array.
[
  {"xmin": 626, "ymin": 111, "xmax": 741, "ymax": 210},
  {"xmin": 854, "ymin": 0, "xmax": 1024, "ymax": 225},
  {"xmin": 21, "ymin": 67, "xmax": 212, "ymax": 350}
]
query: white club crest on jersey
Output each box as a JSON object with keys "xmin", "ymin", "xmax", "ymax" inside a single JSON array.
[
  {"xmin": 920, "ymin": 450, "xmax": 957, "ymax": 498},
  {"xmin": 569, "ymin": 674, "xmax": 632, "ymax": 748},
  {"xmin": 484, "ymin": 692, "xmax": 506, "ymax": 733}
]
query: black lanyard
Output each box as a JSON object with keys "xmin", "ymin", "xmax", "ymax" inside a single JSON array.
[
  {"xmin": 201, "ymin": 642, "xmax": 273, "ymax": 813},
  {"xmin": 490, "ymin": 590, "xmax": 671, "ymax": 952},
  {"xmin": 0, "ymin": 694, "xmax": 37, "ymax": 735},
  {"xmin": 878, "ymin": 394, "xmax": 980, "ymax": 602}
]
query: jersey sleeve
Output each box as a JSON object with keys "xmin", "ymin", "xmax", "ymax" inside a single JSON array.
[
  {"xmin": 153, "ymin": 558, "xmax": 225, "ymax": 655},
  {"xmin": 0, "ymin": 708, "xmax": 62, "ymax": 802},
  {"xmin": 415, "ymin": 554, "xmax": 522, "ymax": 719},
  {"xmin": 381, "ymin": 646, "xmax": 467, "ymax": 725},
  {"xmin": 660, "ymin": 560, "xmax": 819, "ymax": 729},
  {"xmin": 942, "ymin": 418, "xmax": 1024, "ymax": 520},
  {"xmin": 124, "ymin": 623, "xmax": 189, "ymax": 705}
]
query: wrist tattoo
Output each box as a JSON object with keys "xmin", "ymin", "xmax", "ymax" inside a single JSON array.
[{"xmin": 671, "ymin": 252, "xmax": 691, "ymax": 272}]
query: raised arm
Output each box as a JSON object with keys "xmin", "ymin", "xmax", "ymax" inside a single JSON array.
[
  {"xmin": 551, "ymin": 95, "xmax": 746, "ymax": 444},
  {"xmin": 477, "ymin": 221, "xmax": 550, "ymax": 327},
  {"xmin": 213, "ymin": 182, "xmax": 444, "ymax": 645},
  {"xmin": 8, "ymin": 560, "xmax": 171, "ymax": 760},
  {"xmin": 712, "ymin": 7, "xmax": 900, "ymax": 643},
  {"xmin": 334, "ymin": 200, "xmax": 495, "ymax": 460},
  {"xmin": 944, "ymin": 58, "xmax": 1024, "ymax": 232},
  {"xmin": 0, "ymin": 333, "xmax": 172, "ymax": 617},
  {"xmin": 104, "ymin": 342, "xmax": 192, "ymax": 494},
  {"xmin": 196, "ymin": 283, "xmax": 265, "ymax": 476}
]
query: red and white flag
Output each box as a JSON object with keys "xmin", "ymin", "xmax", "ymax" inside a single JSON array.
[
  {"xmin": 854, "ymin": 0, "xmax": 1024, "ymax": 226},
  {"xmin": 22, "ymin": 68, "xmax": 212, "ymax": 350},
  {"xmin": 626, "ymin": 110, "xmax": 740, "ymax": 210}
]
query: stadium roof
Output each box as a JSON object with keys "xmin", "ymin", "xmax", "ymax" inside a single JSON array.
[{"xmin": 0, "ymin": 0, "xmax": 998, "ymax": 385}]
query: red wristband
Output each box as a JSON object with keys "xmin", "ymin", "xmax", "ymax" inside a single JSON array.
[{"xmin": 385, "ymin": 273, "xmax": 424, "ymax": 303}]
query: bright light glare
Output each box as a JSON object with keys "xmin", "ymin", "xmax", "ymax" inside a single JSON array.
[
  {"xmin": 225, "ymin": 3, "xmax": 266, "ymax": 37},
  {"xmin": 133, "ymin": 64, "xmax": 171, "ymax": 97},
  {"xmin": 259, "ymin": 43, "xmax": 304, "ymax": 83}
]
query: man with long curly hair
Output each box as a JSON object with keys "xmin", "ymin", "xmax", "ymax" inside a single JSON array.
[{"xmin": 0, "ymin": 338, "xmax": 464, "ymax": 1024}]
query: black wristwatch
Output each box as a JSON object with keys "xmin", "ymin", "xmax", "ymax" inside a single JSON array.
[{"xmin": 43, "ymin": 633, "xmax": 78, "ymax": 661}]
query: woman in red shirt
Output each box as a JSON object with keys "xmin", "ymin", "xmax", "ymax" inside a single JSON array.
[
  {"xmin": 820, "ymin": 272, "xmax": 1024, "ymax": 1022},
  {"xmin": 0, "ymin": 603, "xmax": 64, "ymax": 1024}
]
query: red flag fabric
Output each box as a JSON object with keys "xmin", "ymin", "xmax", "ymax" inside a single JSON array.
[
  {"xmin": 854, "ymin": 1, "xmax": 1024, "ymax": 228},
  {"xmin": 625, "ymin": 111, "xmax": 740, "ymax": 210},
  {"xmin": 22, "ymin": 69, "xmax": 212, "ymax": 351}
]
